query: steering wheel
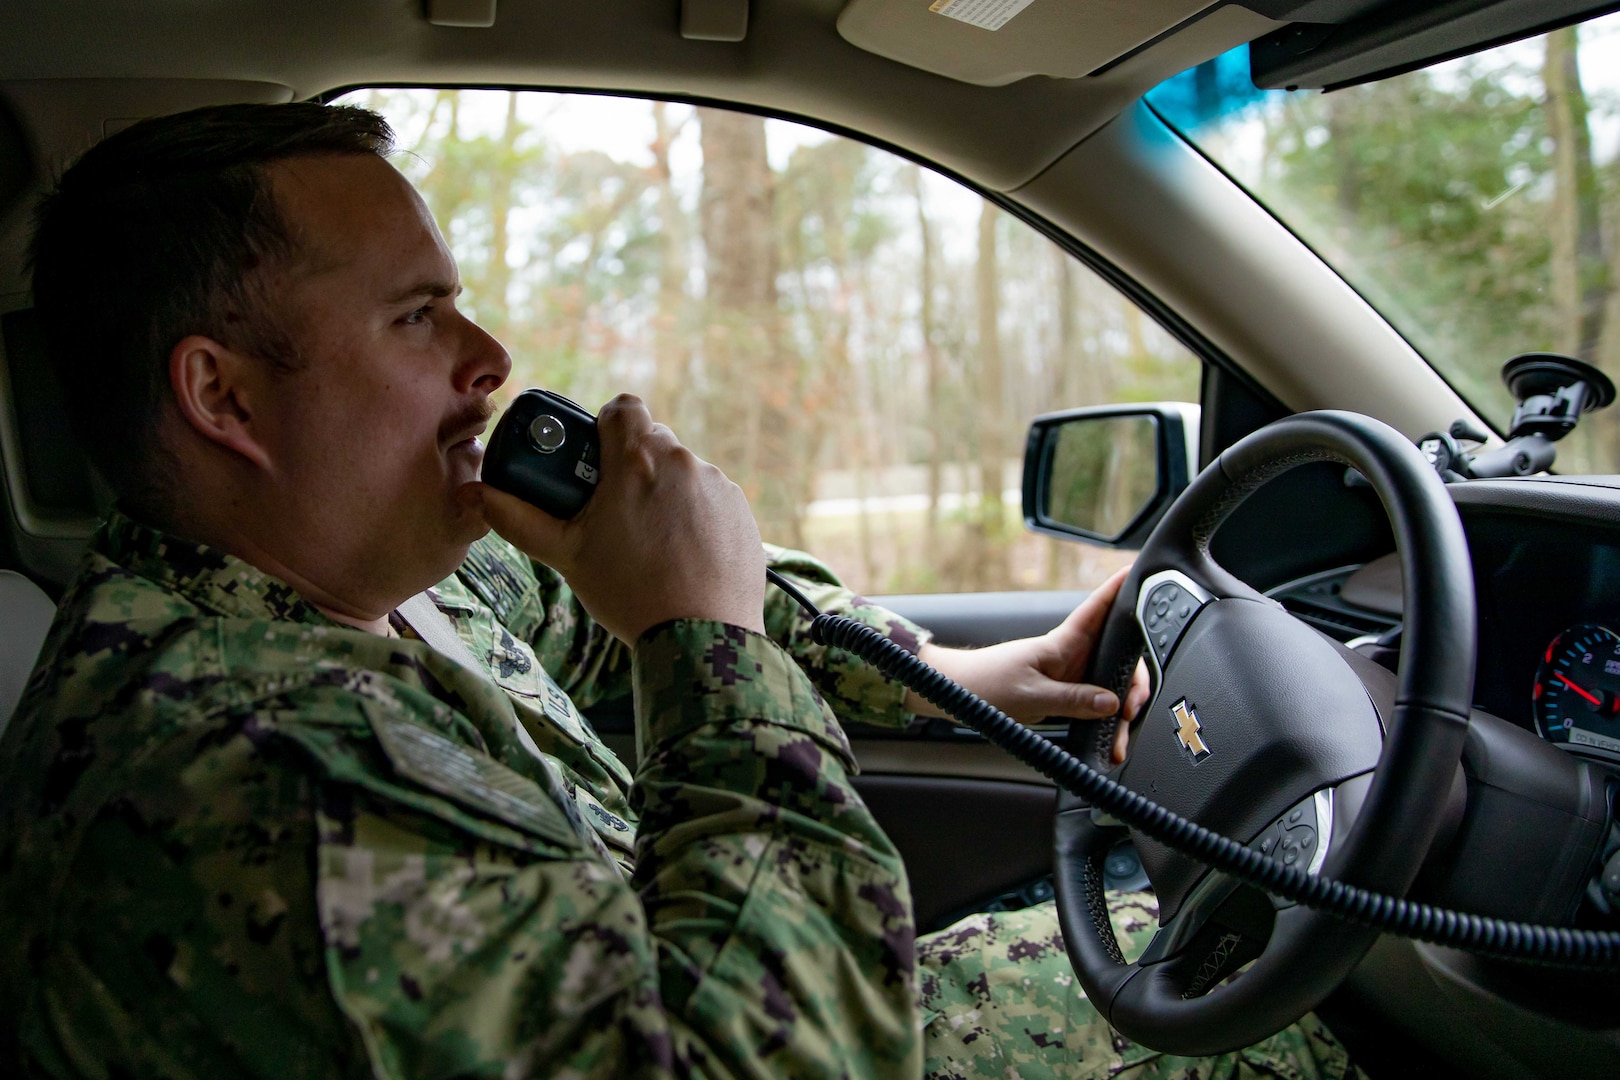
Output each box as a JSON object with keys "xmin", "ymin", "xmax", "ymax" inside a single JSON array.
[{"xmin": 1054, "ymin": 411, "xmax": 1476, "ymax": 1056}]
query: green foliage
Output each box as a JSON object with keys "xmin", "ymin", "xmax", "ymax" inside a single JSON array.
[{"xmin": 1257, "ymin": 60, "xmax": 1554, "ymax": 416}]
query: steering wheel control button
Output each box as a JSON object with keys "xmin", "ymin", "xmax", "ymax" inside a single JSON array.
[
  {"xmin": 1253, "ymin": 791, "xmax": 1331, "ymax": 883},
  {"xmin": 1279, "ymin": 831, "xmax": 1314, "ymax": 867},
  {"xmin": 528, "ymin": 414, "xmax": 567, "ymax": 453},
  {"xmin": 1132, "ymin": 570, "xmax": 1216, "ymax": 677},
  {"xmin": 1138, "ymin": 575, "xmax": 1209, "ymax": 669},
  {"xmin": 1102, "ymin": 842, "xmax": 1152, "ymax": 892}
]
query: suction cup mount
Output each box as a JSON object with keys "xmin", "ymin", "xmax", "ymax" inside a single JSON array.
[
  {"xmin": 1502, "ymin": 352, "xmax": 1615, "ymax": 442},
  {"xmin": 1414, "ymin": 352, "xmax": 1615, "ymax": 481}
]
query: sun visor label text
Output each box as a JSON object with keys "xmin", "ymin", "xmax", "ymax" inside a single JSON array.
[{"xmin": 927, "ymin": 0, "xmax": 1035, "ymax": 32}]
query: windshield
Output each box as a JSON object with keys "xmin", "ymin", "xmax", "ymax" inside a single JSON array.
[{"xmin": 1146, "ymin": 15, "xmax": 1620, "ymax": 476}]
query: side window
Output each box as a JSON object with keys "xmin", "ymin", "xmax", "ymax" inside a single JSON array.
[{"xmin": 341, "ymin": 89, "xmax": 1202, "ymax": 594}]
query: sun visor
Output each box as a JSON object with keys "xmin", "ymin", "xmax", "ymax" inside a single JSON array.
[
  {"xmin": 1249, "ymin": 0, "xmax": 1620, "ymax": 91},
  {"xmin": 836, "ymin": 0, "xmax": 1221, "ymax": 86}
]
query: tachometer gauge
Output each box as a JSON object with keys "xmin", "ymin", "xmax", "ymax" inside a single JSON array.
[{"xmin": 1534, "ymin": 624, "xmax": 1620, "ymax": 755}]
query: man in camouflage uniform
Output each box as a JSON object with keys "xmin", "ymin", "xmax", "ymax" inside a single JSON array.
[{"xmin": 0, "ymin": 102, "xmax": 1357, "ymax": 1078}]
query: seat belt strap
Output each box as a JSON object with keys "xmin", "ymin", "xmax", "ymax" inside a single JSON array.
[
  {"xmin": 396, "ymin": 592, "xmax": 633, "ymax": 862},
  {"xmin": 396, "ymin": 592, "xmax": 488, "ymax": 675},
  {"xmin": 394, "ymin": 592, "xmax": 550, "ymax": 765}
]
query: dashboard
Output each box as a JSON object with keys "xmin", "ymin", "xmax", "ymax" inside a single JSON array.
[
  {"xmin": 1468, "ymin": 500, "xmax": 1620, "ymax": 761},
  {"xmin": 1267, "ymin": 475, "xmax": 1620, "ymax": 768}
]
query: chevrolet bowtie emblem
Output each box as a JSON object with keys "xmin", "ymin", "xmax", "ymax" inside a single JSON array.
[{"xmin": 1171, "ymin": 698, "xmax": 1211, "ymax": 762}]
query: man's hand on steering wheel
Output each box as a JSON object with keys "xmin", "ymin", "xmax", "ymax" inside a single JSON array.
[{"xmin": 904, "ymin": 565, "xmax": 1152, "ymax": 759}]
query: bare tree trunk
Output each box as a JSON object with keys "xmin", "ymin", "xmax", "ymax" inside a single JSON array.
[
  {"xmin": 1545, "ymin": 26, "xmax": 1608, "ymax": 362},
  {"xmin": 853, "ymin": 408, "xmax": 878, "ymax": 587},
  {"xmin": 1326, "ymin": 90, "xmax": 1363, "ymax": 220},
  {"xmin": 1071, "ymin": 270, "xmax": 1116, "ymax": 407},
  {"xmin": 416, "ymin": 91, "xmax": 467, "ymax": 226},
  {"xmin": 1124, "ymin": 302, "xmax": 1148, "ymax": 363},
  {"xmin": 697, "ymin": 108, "xmax": 801, "ymax": 546},
  {"xmin": 649, "ymin": 103, "xmax": 691, "ymax": 424},
  {"xmin": 1053, "ymin": 249, "xmax": 1077, "ymax": 405},
  {"xmin": 910, "ymin": 166, "xmax": 945, "ymax": 557},
  {"xmin": 483, "ymin": 92, "xmax": 520, "ymax": 336},
  {"xmin": 838, "ymin": 270, "xmax": 878, "ymax": 586},
  {"xmin": 975, "ymin": 202, "xmax": 1008, "ymax": 590},
  {"xmin": 1600, "ymin": 205, "xmax": 1620, "ymax": 469},
  {"xmin": 1047, "ymin": 249, "xmax": 1078, "ymax": 587}
]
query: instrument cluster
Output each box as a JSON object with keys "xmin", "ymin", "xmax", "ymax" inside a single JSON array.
[{"xmin": 1533, "ymin": 623, "xmax": 1620, "ymax": 759}]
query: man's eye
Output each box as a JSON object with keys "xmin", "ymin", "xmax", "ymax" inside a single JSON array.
[{"xmin": 401, "ymin": 304, "xmax": 434, "ymax": 326}]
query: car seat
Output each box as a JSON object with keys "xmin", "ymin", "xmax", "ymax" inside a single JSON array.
[{"xmin": 0, "ymin": 569, "xmax": 56, "ymax": 736}]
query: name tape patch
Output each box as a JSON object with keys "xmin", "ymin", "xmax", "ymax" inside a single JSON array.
[{"xmin": 369, "ymin": 708, "xmax": 579, "ymax": 847}]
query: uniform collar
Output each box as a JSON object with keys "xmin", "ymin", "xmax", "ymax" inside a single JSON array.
[{"xmin": 95, "ymin": 508, "xmax": 332, "ymax": 625}]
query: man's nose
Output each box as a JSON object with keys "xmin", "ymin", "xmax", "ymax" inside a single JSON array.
[{"xmin": 457, "ymin": 316, "xmax": 512, "ymax": 395}]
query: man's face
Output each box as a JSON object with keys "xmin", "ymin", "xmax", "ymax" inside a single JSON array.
[{"xmin": 246, "ymin": 154, "xmax": 510, "ymax": 601}]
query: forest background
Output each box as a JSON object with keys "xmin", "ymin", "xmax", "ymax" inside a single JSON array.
[{"xmin": 341, "ymin": 18, "xmax": 1620, "ymax": 597}]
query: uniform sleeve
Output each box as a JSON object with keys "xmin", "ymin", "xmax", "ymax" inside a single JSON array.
[
  {"xmin": 757, "ymin": 543, "xmax": 931, "ymax": 731},
  {"xmin": 456, "ymin": 533, "xmax": 931, "ymax": 727}
]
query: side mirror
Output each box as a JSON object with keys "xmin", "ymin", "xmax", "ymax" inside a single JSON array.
[{"xmin": 1021, "ymin": 403, "xmax": 1200, "ymax": 548}]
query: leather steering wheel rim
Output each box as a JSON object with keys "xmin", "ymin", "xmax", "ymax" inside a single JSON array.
[{"xmin": 1054, "ymin": 410, "xmax": 1476, "ymax": 1056}]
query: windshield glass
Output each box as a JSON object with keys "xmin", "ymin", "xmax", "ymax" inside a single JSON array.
[{"xmin": 1146, "ymin": 15, "xmax": 1620, "ymax": 475}]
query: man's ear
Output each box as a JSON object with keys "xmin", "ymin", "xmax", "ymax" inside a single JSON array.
[{"xmin": 168, "ymin": 335, "xmax": 274, "ymax": 472}]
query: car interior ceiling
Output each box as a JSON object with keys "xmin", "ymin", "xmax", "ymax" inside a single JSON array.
[{"xmin": 7, "ymin": 3, "xmax": 1620, "ymax": 1079}]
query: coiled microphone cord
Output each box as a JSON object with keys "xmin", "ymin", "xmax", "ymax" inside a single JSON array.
[{"xmin": 765, "ymin": 569, "xmax": 1620, "ymax": 969}]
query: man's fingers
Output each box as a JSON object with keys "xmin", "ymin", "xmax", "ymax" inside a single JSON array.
[
  {"xmin": 1113, "ymin": 661, "xmax": 1152, "ymax": 764},
  {"xmin": 469, "ymin": 482, "xmax": 571, "ymax": 564},
  {"xmin": 596, "ymin": 393, "xmax": 656, "ymax": 473},
  {"xmin": 597, "ymin": 392, "xmax": 653, "ymax": 432},
  {"xmin": 1123, "ymin": 660, "xmax": 1152, "ymax": 721},
  {"xmin": 1030, "ymin": 677, "xmax": 1119, "ymax": 721},
  {"xmin": 1050, "ymin": 565, "xmax": 1132, "ymax": 657}
]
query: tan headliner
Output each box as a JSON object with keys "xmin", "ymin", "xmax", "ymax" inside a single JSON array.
[{"xmin": 0, "ymin": 0, "xmax": 1275, "ymax": 187}]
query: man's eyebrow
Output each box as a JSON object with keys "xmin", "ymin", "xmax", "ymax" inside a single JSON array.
[{"xmin": 384, "ymin": 279, "xmax": 462, "ymax": 304}]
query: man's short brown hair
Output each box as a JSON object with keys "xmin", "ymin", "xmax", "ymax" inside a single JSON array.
[{"xmin": 27, "ymin": 102, "xmax": 394, "ymax": 514}]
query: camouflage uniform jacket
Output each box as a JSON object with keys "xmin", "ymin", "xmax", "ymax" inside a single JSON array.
[{"xmin": 0, "ymin": 511, "xmax": 932, "ymax": 1079}]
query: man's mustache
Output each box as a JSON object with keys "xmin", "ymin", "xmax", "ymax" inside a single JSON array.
[{"xmin": 441, "ymin": 399, "xmax": 498, "ymax": 447}]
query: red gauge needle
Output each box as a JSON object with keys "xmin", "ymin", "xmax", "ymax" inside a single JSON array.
[{"xmin": 1556, "ymin": 672, "xmax": 1603, "ymax": 707}]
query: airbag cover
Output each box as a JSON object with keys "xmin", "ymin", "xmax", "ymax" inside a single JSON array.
[{"xmin": 1120, "ymin": 598, "xmax": 1383, "ymax": 920}]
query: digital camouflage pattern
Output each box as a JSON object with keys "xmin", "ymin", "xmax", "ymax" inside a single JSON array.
[
  {"xmin": 0, "ymin": 509, "xmax": 1360, "ymax": 1079},
  {"xmin": 0, "ymin": 511, "xmax": 923, "ymax": 1077},
  {"xmin": 918, "ymin": 895, "xmax": 1360, "ymax": 1080},
  {"xmin": 453, "ymin": 535, "xmax": 929, "ymax": 722}
]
